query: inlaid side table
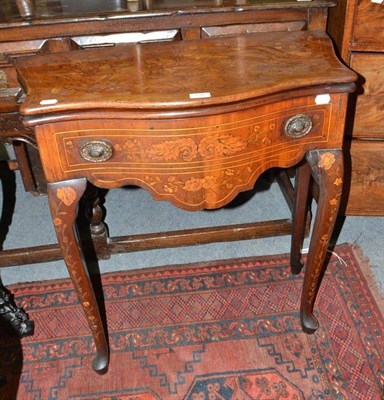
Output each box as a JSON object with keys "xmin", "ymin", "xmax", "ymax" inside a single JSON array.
[{"xmin": 15, "ymin": 31, "xmax": 356, "ymax": 373}]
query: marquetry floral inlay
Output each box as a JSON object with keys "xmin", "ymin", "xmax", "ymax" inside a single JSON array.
[
  {"xmin": 145, "ymin": 134, "xmax": 247, "ymax": 162},
  {"xmin": 146, "ymin": 138, "xmax": 197, "ymax": 162},
  {"xmin": 56, "ymin": 187, "xmax": 77, "ymax": 206},
  {"xmin": 183, "ymin": 176, "xmax": 218, "ymax": 191},
  {"xmin": 329, "ymin": 198, "xmax": 338, "ymax": 206},
  {"xmin": 145, "ymin": 167, "xmax": 252, "ymax": 196},
  {"xmin": 318, "ymin": 152, "xmax": 336, "ymax": 171},
  {"xmin": 114, "ymin": 139, "xmax": 143, "ymax": 161},
  {"xmin": 197, "ymin": 134, "xmax": 247, "ymax": 159},
  {"xmin": 248, "ymin": 123, "xmax": 274, "ymax": 146},
  {"xmin": 333, "ymin": 177, "xmax": 343, "ymax": 186},
  {"xmin": 53, "ymin": 217, "xmax": 62, "ymax": 226}
]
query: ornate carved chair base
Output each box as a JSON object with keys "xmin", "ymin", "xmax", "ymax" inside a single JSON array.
[{"xmin": 0, "ymin": 281, "xmax": 34, "ymax": 338}]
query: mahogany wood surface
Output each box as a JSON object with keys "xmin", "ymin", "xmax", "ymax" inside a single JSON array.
[
  {"xmin": 15, "ymin": 30, "xmax": 356, "ymax": 371},
  {"xmin": 16, "ymin": 31, "xmax": 354, "ymax": 116},
  {"xmin": 351, "ymin": 0, "xmax": 384, "ymax": 51},
  {"xmin": 327, "ymin": 0, "xmax": 384, "ymax": 216}
]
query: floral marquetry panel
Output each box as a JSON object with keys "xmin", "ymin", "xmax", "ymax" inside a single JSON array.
[{"xmin": 36, "ymin": 94, "xmax": 345, "ymax": 210}]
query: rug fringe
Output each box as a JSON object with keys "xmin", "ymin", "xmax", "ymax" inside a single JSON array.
[{"xmin": 351, "ymin": 243, "xmax": 384, "ymax": 314}]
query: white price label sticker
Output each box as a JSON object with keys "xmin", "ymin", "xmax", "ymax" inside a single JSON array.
[
  {"xmin": 315, "ymin": 94, "xmax": 331, "ymax": 105},
  {"xmin": 189, "ymin": 92, "xmax": 211, "ymax": 99},
  {"xmin": 40, "ymin": 99, "xmax": 58, "ymax": 105},
  {"xmin": 371, "ymin": 0, "xmax": 383, "ymax": 4}
]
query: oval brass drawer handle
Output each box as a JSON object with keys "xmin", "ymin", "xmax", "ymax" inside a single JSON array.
[
  {"xmin": 80, "ymin": 140, "xmax": 113, "ymax": 162},
  {"xmin": 285, "ymin": 114, "xmax": 313, "ymax": 138}
]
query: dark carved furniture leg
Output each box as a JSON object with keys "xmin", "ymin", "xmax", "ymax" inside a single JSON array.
[
  {"xmin": 290, "ymin": 161, "xmax": 311, "ymax": 275},
  {"xmin": 82, "ymin": 185, "xmax": 109, "ymax": 259},
  {"xmin": 0, "ymin": 278, "xmax": 34, "ymax": 337},
  {"xmin": 301, "ymin": 149, "xmax": 343, "ymax": 333},
  {"xmin": 47, "ymin": 179, "xmax": 109, "ymax": 373},
  {"xmin": 0, "ymin": 159, "xmax": 34, "ymax": 337}
]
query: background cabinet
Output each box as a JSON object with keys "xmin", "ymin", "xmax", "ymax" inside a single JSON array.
[{"xmin": 328, "ymin": 0, "xmax": 384, "ymax": 215}]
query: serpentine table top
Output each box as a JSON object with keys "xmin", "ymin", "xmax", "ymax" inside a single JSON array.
[{"xmin": 17, "ymin": 30, "xmax": 354, "ymax": 116}]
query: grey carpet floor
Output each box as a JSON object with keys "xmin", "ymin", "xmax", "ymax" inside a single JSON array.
[{"xmin": 1, "ymin": 146, "xmax": 383, "ymax": 295}]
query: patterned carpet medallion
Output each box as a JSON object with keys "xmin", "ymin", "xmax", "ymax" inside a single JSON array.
[{"xmin": 0, "ymin": 243, "xmax": 383, "ymax": 399}]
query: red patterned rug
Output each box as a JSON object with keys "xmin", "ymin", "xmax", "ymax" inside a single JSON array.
[{"xmin": 0, "ymin": 243, "xmax": 383, "ymax": 400}]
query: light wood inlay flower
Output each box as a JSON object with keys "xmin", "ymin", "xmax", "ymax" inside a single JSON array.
[
  {"xmin": 56, "ymin": 187, "xmax": 77, "ymax": 206},
  {"xmin": 318, "ymin": 152, "xmax": 336, "ymax": 170}
]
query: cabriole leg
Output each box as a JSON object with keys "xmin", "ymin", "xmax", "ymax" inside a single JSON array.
[
  {"xmin": 47, "ymin": 178, "xmax": 109, "ymax": 373},
  {"xmin": 301, "ymin": 149, "xmax": 343, "ymax": 333}
]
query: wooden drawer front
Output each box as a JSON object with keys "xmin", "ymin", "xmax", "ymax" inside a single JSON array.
[
  {"xmin": 36, "ymin": 95, "xmax": 345, "ymax": 210},
  {"xmin": 201, "ymin": 21, "xmax": 306, "ymax": 38},
  {"xmin": 350, "ymin": 53, "xmax": 384, "ymax": 139},
  {"xmin": 344, "ymin": 140, "xmax": 384, "ymax": 216},
  {"xmin": 352, "ymin": 0, "xmax": 384, "ymax": 50}
]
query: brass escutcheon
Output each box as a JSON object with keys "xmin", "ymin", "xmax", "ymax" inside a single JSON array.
[
  {"xmin": 284, "ymin": 114, "xmax": 313, "ymax": 138},
  {"xmin": 80, "ymin": 140, "xmax": 113, "ymax": 162}
]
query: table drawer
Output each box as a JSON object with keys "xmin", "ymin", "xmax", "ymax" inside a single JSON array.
[
  {"xmin": 201, "ymin": 20, "xmax": 306, "ymax": 38},
  {"xmin": 350, "ymin": 53, "xmax": 384, "ymax": 139},
  {"xmin": 36, "ymin": 95, "xmax": 345, "ymax": 210},
  {"xmin": 352, "ymin": 0, "xmax": 384, "ymax": 50}
]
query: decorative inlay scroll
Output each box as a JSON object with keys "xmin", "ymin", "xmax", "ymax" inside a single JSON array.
[
  {"xmin": 198, "ymin": 134, "xmax": 247, "ymax": 159},
  {"xmin": 144, "ymin": 167, "xmax": 252, "ymax": 195},
  {"xmin": 121, "ymin": 134, "xmax": 248, "ymax": 163},
  {"xmin": 146, "ymin": 138, "xmax": 197, "ymax": 161}
]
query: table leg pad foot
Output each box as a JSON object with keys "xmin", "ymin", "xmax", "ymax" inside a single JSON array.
[
  {"xmin": 301, "ymin": 311, "xmax": 319, "ymax": 334},
  {"xmin": 92, "ymin": 352, "xmax": 109, "ymax": 374},
  {"xmin": 290, "ymin": 261, "xmax": 304, "ymax": 275}
]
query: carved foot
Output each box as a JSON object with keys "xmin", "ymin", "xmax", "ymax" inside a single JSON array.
[
  {"xmin": 93, "ymin": 351, "xmax": 109, "ymax": 374},
  {"xmin": 0, "ymin": 284, "xmax": 34, "ymax": 337},
  {"xmin": 301, "ymin": 310, "xmax": 319, "ymax": 334},
  {"xmin": 291, "ymin": 260, "xmax": 304, "ymax": 275}
]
